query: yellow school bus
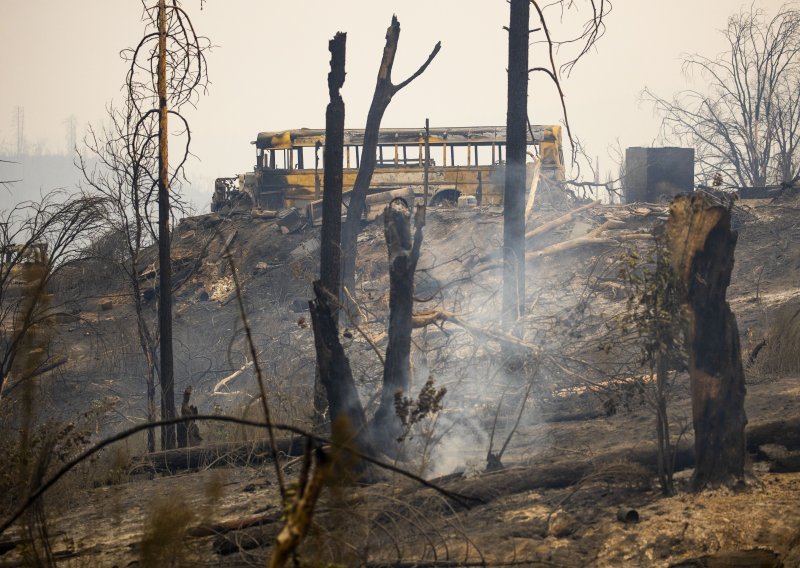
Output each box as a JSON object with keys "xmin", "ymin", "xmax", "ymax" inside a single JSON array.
[{"xmin": 213, "ymin": 125, "xmax": 564, "ymax": 216}]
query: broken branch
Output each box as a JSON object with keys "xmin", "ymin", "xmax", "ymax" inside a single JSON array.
[
  {"xmin": 525, "ymin": 200, "xmax": 600, "ymax": 240},
  {"xmin": 411, "ymin": 309, "xmax": 541, "ymax": 354},
  {"xmin": 393, "ymin": 41, "xmax": 442, "ymax": 92}
]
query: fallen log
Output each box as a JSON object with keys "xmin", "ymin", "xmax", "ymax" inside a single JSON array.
[
  {"xmin": 770, "ymin": 453, "xmax": 800, "ymax": 473},
  {"xmin": 615, "ymin": 232, "xmax": 655, "ymax": 241},
  {"xmin": 0, "ymin": 536, "xmax": 26, "ymax": 555},
  {"xmin": 669, "ymin": 548, "xmax": 781, "ymax": 568},
  {"xmin": 438, "ymin": 443, "xmax": 696, "ymax": 506},
  {"xmin": 131, "ymin": 437, "xmax": 306, "ymax": 474},
  {"xmin": 411, "ymin": 309, "xmax": 540, "ymax": 354},
  {"xmin": 212, "ymin": 360, "xmax": 254, "ymax": 395},
  {"xmin": 470, "ymin": 200, "xmax": 602, "ymax": 268},
  {"xmin": 586, "ymin": 219, "xmax": 625, "ymax": 238},
  {"xmin": 472, "ymin": 235, "xmax": 618, "ymax": 275},
  {"xmin": 421, "ymin": 416, "xmax": 800, "ymax": 507},
  {"xmin": 526, "ymin": 236, "xmax": 617, "ymax": 260},
  {"xmin": 189, "ymin": 510, "xmax": 280, "ymax": 537},
  {"xmin": 525, "ymin": 200, "xmax": 601, "ymax": 240},
  {"xmin": 748, "ymin": 417, "xmax": 800, "ymax": 451},
  {"xmin": 214, "ymin": 523, "xmax": 281, "ymax": 556}
]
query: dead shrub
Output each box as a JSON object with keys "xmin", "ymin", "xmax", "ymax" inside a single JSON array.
[
  {"xmin": 753, "ymin": 302, "xmax": 800, "ymax": 375},
  {"xmin": 0, "ymin": 403, "xmax": 111, "ymax": 516},
  {"xmin": 139, "ymin": 492, "xmax": 196, "ymax": 567}
]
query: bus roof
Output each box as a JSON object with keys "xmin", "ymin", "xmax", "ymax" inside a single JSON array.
[{"xmin": 254, "ymin": 125, "xmax": 560, "ymax": 150}]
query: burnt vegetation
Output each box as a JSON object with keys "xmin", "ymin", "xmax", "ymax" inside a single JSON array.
[{"xmin": 3, "ymin": 2, "xmax": 800, "ymax": 567}]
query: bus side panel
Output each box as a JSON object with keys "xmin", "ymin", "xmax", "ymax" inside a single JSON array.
[{"xmin": 255, "ymin": 162, "xmax": 538, "ymax": 209}]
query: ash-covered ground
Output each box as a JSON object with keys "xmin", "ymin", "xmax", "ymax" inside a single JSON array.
[{"xmin": 3, "ymin": 196, "xmax": 800, "ymax": 567}]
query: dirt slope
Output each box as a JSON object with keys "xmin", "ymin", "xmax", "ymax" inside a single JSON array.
[{"xmin": 3, "ymin": 197, "xmax": 800, "ymax": 567}]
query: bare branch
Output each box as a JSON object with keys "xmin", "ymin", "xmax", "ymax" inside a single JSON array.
[{"xmin": 393, "ymin": 41, "xmax": 442, "ymax": 93}]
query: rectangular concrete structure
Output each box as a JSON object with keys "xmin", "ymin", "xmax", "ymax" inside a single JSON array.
[{"xmin": 624, "ymin": 147, "xmax": 694, "ymax": 203}]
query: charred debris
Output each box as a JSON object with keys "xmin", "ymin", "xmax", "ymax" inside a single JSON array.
[{"xmin": 3, "ymin": 3, "xmax": 800, "ymax": 568}]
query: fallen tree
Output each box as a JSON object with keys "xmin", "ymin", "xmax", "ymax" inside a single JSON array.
[
  {"xmin": 411, "ymin": 308, "xmax": 541, "ymax": 354},
  {"xmin": 470, "ymin": 200, "xmax": 602, "ymax": 268},
  {"xmin": 130, "ymin": 437, "xmax": 306, "ymax": 474},
  {"xmin": 472, "ymin": 233, "xmax": 637, "ymax": 275},
  {"xmin": 412, "ymin": 417, "xmax": 800, "ymax": 508},
  {"xmin": 525, "ymin": 199, "xmax": 601, "ymax": 240}
]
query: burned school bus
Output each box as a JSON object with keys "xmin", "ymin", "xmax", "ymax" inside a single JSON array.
[{"xmin": 212, "ymin": 125, "xmax": 564, "ymax": 220}]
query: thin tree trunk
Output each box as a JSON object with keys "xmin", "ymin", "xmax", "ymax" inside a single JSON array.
[
  {"xmin": 340, "ymin": 17, "xmax": 440, "ymax": 303},
  {"xmin": 314, "ymin": 32, "xmax": 347, "ymax": 429},
  {"xmin": 133, "ymin": 277, "xmax": 157, "ymax": 454},
  {"xmin": 157, "ymin": 0, "xmax": 176, "ymax": 450},
  {"xmin": 655, "ymin": 353, "xmax": 673, "ymax": 495},
  {"xmin": 373, "ymin": 201, "xmax": 424, "ymax": 450},
  {"xmin": 132, "ymin": 136, "xmax": 157, "ymax": 454},
  {"xmin": 666, "ymin": 193, "xmax": 747, "ymax": 491},
  {"xmin": 145, "ymin": 357, "xmax": 157, "ymax": 454},
  {"xmin": 502, "ymin": 0, "xmax": 530, "ymax": 333}
]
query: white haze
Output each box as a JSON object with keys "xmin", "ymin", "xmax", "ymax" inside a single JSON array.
[{"xmin": 0, "ymin": 0, "xmax": 788, "ymax": 209}]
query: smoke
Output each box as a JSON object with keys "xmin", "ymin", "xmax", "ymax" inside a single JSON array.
[
  {"xmin": 428, "ymin": 410, "xmax": 489, "ymax": 478},
  {"xmin": 374, "ymin": 207, "xmax": 547, "ymax": 478}
]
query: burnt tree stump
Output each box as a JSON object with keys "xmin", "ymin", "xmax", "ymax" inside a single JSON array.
[
  {"xmin": 666, "ymin": 193, "xmax": 747, "ymax": 491},
  {"xmin": 373, "ymin": 199, "xmax": 423, "ymax": 451},
  {"xmin": 319, "ymin": 32, "xmax": 346, "ymax": 306}
]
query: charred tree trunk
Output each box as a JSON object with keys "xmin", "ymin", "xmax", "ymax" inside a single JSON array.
[
  {"xmin": 157, "ymin": 0, "xmax": 176, "ymax": 450},
  {"xmin": 314, "ymin": 32, "xmax": 347, "ymax": 428},
  {"xmin": 373, "ymin": 200, "xmax": 424, "ymax": 450},
  {"xmin": 320, "ymin": 32, "xmax": 346, "ymax": 309},
  {"xmin": 309, "ymin": 280, "xmax": 373, "ymax": 459},
  {"xmin": 340, "ymin": 16, "xmax": 440, "ymax": 304},
  {"xmin": 502, "ymin": 0, "xmax": 530, "ymax": 332},
  {"xmin": 666, "ymin": 193, "xmax": 747, "ymax": 491},
  {"xmin": 130, "ymin": 237, "xmax": 157, "ymax": 453}
]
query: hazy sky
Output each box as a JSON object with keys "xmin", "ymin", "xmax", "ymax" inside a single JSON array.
[{"xmin": 0, "ymin": 1, "xmax": 789, "ymax": 207}]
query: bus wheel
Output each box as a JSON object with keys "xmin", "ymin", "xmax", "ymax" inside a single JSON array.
[{"xmin": 429, "ymin": 189, "xmax": 460, "ymax": 207}]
